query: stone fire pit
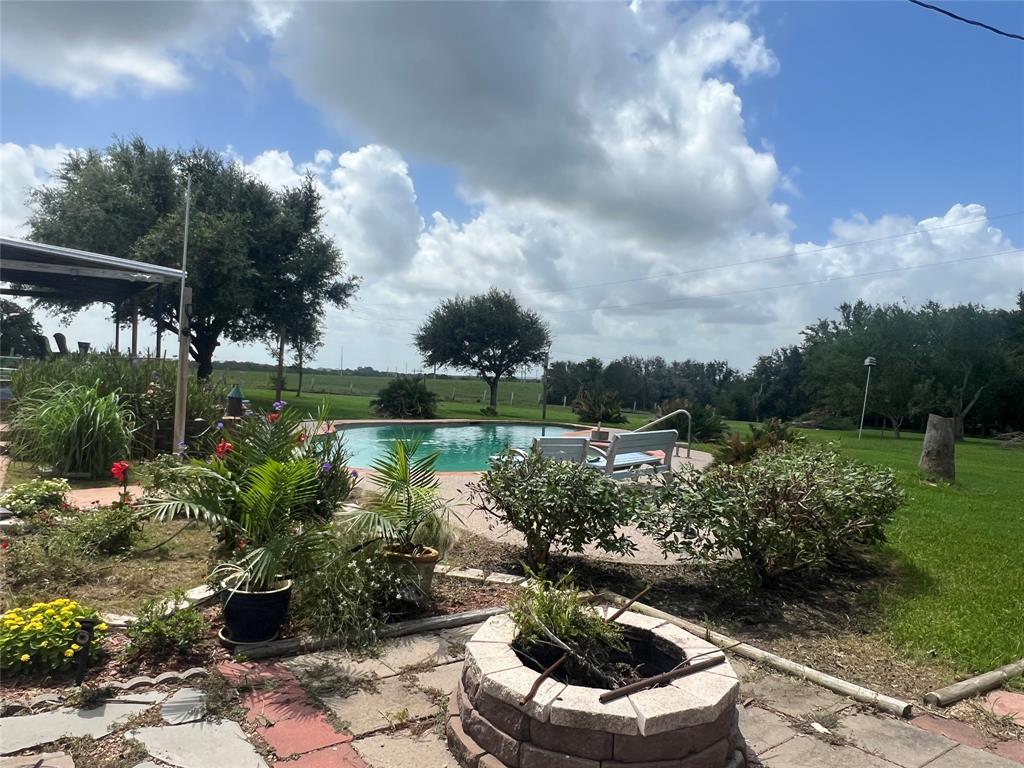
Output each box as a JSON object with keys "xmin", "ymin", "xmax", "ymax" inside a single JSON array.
[{"xmin": 447, "ymin": 608, "xmax": 743, "ymax": 768}]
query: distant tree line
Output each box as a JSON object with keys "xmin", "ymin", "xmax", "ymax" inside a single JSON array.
[{"xmin": 547, "ymin": 296, "xmax": 1024, "ymax": 438}]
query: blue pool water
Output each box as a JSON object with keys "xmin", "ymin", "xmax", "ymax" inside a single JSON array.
[{"xmin": 336, "ymin": 422, "xmax": 576, "ymax": 471}]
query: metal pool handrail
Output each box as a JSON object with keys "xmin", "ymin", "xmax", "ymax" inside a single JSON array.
[{"xmin": 632, "ymin": 408, "xmax": 691, "ymax": 458}]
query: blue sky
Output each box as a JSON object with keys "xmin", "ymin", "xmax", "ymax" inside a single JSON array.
[{"xmin": 2, "ymin": 1, "xmax": 1022, "ymax": 370}]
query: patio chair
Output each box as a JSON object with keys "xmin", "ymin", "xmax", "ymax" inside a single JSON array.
[
  {"xmin": 77, "ymin": 342, "xmax": 91, "ymax": 354},
  {"xmin": 32, "ymin": 334, "xmax": 53, "ymax": 359},
  {"xmin": 587, "ymin": 429, "xmax": 677, "ymax": 479},
  {"xmin": 510, "ymin": 436, "xmax": 590, "ymax": 464},
  {"xmin": 53, "ymin": 333, "xmax": 70, "ymax": 355}
]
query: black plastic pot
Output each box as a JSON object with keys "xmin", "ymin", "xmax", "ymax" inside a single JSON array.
[{"xmin": 221, "ymin": 580, "xmax": 292, "ymax": 644}]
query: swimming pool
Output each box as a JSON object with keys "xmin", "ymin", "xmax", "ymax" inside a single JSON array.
[{"xmin": 336, "ymin": 422, "xmax": 578, "ymax": 472}]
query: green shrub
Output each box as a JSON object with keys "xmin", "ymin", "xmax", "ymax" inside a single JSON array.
[
  {"xmin": 50, "ymin": 505, "xmax": 144, "ymax": 558},
  {"xmin": 126, "ymin": 592, "xmax": 207, "ymax": 657},
  {"xmin": 641, "ymin": 447, "xmax": 903, "ymax": 588},
  {"xmin": 571, "ymin": 388, "xmax": 627, "ymax": 424},
  {"xmin": 0, "ymin": 478, "xmax": 71, "ymax": 518},
  {"xmin": 509, "ymin": 572, "xmax": 625, "ymax": 687},
  {"xmin": 1, "ymin": 599, "xmax": 108, "ymax": 676},
  {"xmin": 371, "ymin": 376, "xmax": 439, "ymax": 418},
  {"xmin": 657, "ymin": 398, "xmax": 726, "ymax": 442},
  {"xmin": 468, "ymin": 453, "xmax": 641, "ymax": 568},
  {"xmin": 713, "ymin": 417, "xmax": 804, "ymax": 465},
  {"xmin": 9, "ymin": 383, "xmax": 134, "ymax": 478}
]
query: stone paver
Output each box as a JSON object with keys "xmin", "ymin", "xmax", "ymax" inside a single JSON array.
[
  {"xmin": 0, "ymin": 752, "xmax": 75, "ymax": 768},
  {"xmin": 924, "ymin": 744, "xmax": 1023, "ymax": 767},
  {"xmin": 287, "ymin": 745, "xmax": 368, "ymax": 767},
  {"xmin": 159, "ymin": 687, "xmax": 206, "ymax": 725},
  {"xmin": 320, "ymin": 675, "xmax": 439, "ymax": 737},
  {"xmin": 759, "ymin": 733, "xmax": 897, "ymax": 767},
  {"xmin": 0, "ymin": 701, "xmax": 153, "ymax": 754},
  {"xmin": 741, "ymin": 675, "xmax": 848, "ymax": 719},
  {"xmin": 406, "ymin": 660, "xmax": 464, "ymax": 695},
  {"xmin": 257, "ymin": 715, "xmax": 351, "ymax": 758},
  {"xmin": 130, "ymin": 720, "xmax": 269, "ymax": 768},
  {"xmin": 837, "ymin": 713, "xmax": 957, "ymax": 768},
  {"xmin": 986, "ymin": 691, "xmax": 1024, "ymax": 728},
  {"xmin": 737, "ymin": 705, "xmax": 796, "ymax": 755},
  {"xmin": 910, "ymin": 713, "xmax": 991, "ymax": 749},
  {"xmin": 242, "ymin": 681, "xmax": 323, "ymax": 725},
  {"xmin": 354, "ymin": 730, "xmax": 459, "ymax": 767},
  {"xmin": 991, "ymin": 739, "xmax": 1024, "ymax": 764},
  {"xmin": 374, "ymin": 632, "xmax": 464, "ymax": 672},
  {"xmin": 282, "ymin": 649, "xmax": 395, "ymax": 681}
]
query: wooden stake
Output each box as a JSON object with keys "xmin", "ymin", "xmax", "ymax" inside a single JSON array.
[{"xmin": 924, "ymin": 658, "xmax": 1024, "ymax": 707}]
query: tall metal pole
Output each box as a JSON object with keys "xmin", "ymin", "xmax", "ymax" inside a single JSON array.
[
  {"xmin": 858, "ymin": 359, "xmax": 874, "ymax": 439},
  {"xmin": 172, "ymin": 175, "xmax": 192, "ymax": 452},
  {"xmin": 540, "ymin": 351, "xmax": 549, "ymax": 422}
]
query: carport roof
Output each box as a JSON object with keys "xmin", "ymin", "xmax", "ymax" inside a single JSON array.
[{"xmin": 0, "ymin": 237, "xmax": 183, "ymax": 303}]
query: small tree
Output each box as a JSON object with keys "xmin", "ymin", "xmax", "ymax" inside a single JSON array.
[
  {"xmin": 0, "ymin": 300, "xmax": 41, "ymax": 357},
  {"xmin": 414, "ymin": 289, "xmax": 550, "ymax": 410},
  {"xmin": 372, "ymin": 376, "xmax": 439, "ymax": 418}
]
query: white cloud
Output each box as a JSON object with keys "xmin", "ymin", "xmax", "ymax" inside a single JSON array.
[{"xmin": 0, "ymin": 143, "xmax": 71, "ymax": 236}]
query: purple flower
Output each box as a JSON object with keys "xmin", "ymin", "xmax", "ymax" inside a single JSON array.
[
  {"xmin": 177, "ymin": 440, "xmax": 186, "ymax": 447},
  {"xmin": 350, "ymin": 470, "xmax": 359, "ymax": 478},
  {"xmin": 272, "ymin": 400, "xmax": 287, "ymax": 411},
  {"xmin": 321, "ymin": 462, "xmax": 332, "ymax": 473},
  {"xmin": 216, "ymin": 421, "xmax": 224, "ymax": 430}
]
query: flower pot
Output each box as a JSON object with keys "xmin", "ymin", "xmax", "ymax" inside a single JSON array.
[
  {"xmin": 387, "ymin": 546, "xmax": 440, "ymax": 603},
  {"xmin": 220, "ymin": 579, "xmax": 292, "ymax": 643}
]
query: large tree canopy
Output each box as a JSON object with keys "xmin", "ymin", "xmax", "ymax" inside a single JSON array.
[
  {"xmin": 25, "ymin": 137, "xmax": 358, "ymax": 378},
  {"xmin": 415, "ymin": 289, "xmax": 550, "ymax": 409},
  {"xmin": 0, "ymin": 300, "xmax": 42, "ymax": 358}
]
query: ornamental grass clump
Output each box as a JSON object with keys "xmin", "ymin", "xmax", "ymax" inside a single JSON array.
[
  {"xmin": 1, "ymin": 599, "xmax": 107, "ymax": 675},
  {"xmin": 641, "ymin": 446, "xmax": 903, "ymax": 589}
]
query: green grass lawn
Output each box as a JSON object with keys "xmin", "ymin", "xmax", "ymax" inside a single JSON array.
[
  {"xmin": 792, "ymin": 427, "xmax": 1024, "ymax": 675},
  {"xmin": 243, "ymin": 386, "xmax": 657, "ymax": 429}
]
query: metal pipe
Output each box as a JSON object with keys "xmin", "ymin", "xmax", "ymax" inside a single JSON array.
[
  {"xmin": 633, "ymin": 408, "xmax": 691, "ymax": 459},
  {"xmin": 172, "ymin": 175, "xmax": 192, "ymax": 452}
]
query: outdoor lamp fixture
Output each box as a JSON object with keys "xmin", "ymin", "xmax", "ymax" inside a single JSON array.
[
  {"xmin": 858, "ymin": 356, "xmax": 877, "ymax": 439},
  {"xmin": 73, "ymin": 616, "xmax": 99, "ymax": 685},
  {"xmin": 227, "ymin": 384, "xmax": 245, "ymax": 417}
]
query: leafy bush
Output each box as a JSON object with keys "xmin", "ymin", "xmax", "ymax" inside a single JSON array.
[
  {"xmin": 713, "ymin": 418, "xmax": 804, "ymax": 465},
  {"xmin": 468, "ymin": 453, "xmax": 641, "ymax": 568},
  {"xmin": 371, "ymin": 376, "xmax": 439, "ymax": 418},
  {"xmin": 1, "ymin": 599, "xmax": 108, "ymax": 675},
  {"xmin": 641, "ymin": 447, "xmax": 903, "ymax": 588},
  {"xmin": 658, "ymin": 398, "xmax": 727, "ymax": 442},
  {"xmin": 509, "ymin": 571, "xmax": 625, "ymax": 687},
  {"xmin": 0, "ymin": 478, "xmax": 71, "ymax": 518},
  {"xmin": 571, "ymin": 388, "xmax": 627, "ymax": 424},
  {"xmin": 126, "ymin": 591, "xmax": 207, "ymax": 657},
  {"xmin": 9, "ymin": 383, "xmax": 134, "ymax": 478},
  {"xmin": 49, "ymin": 505, "xmax": 144, "ymax": 558}
]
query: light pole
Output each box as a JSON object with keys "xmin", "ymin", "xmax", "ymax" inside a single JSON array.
[{"xmin": 858, "ymin": 356, "xmax": 876, "ymax": 439}]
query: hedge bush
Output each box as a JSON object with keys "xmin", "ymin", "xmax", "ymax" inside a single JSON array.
[
  {"xmin": 641, "ymin": 446, "xmax": 903, "ymax": 588},
  {"xmin": 0, "ymin": 478, "xmax": 71, "ymax": 518},
  {"xmin": 371, "ymin": 376, "xmax": 439, "ymax": 418}
]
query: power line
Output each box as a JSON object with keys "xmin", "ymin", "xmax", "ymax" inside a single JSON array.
[
  {"xmin": 907, "ymin": 0, "xmax": 1024, "ymax": 41},
  {"xmin": 357, "ymin": 210, "xmax": 1024, "ymax": 308},
  {"xmin": 545, "ymin": 247, "xmax": 1024, "ymax": 316}
]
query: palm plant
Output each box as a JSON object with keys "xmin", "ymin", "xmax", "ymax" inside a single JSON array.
[{"xmin": 341, "ymin": 438, "xmax": 456, "ymax": 556}]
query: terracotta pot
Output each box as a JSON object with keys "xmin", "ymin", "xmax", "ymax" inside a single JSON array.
[{"xmin": 387, "ymin": 546, "xmax": 440, "ymax": 602}]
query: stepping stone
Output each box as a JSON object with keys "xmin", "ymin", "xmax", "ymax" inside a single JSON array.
[
  {"xmin": 759, "ymin": 733, "xmax": 897, "ymax": 767},
  {"xmin": 737, "ymin": 704, "xmax": 797, "ymax": 755},
  {"xmin": 0, "ymin": 701, "xmax": 153, "ymax": 754},
  {"xmin": 0, "ymin": 752, "xmax": 75, "ymax": 768},
  {"xmin": 129, "ymin": 720, "xmax": 269, "ymax": 768},
  {"xmin": 741, "ymin": 675, "xmax": 848, "ymax": 719},
  {"xmin": 407, "ymin": 661, "xmax": 464, "ymax": 696},
  {"xmin": 160, "ymin": 688, "xmax": 206, "ymax": 724},
  {"xmin": 283, "ymin": 649, "xmax": 394, "ymax": 682},
  {"xmin": 924, "ymin": 744, "xmax": 1022, "ymax": 767},
  {"xmin": 910, "ymin": 713, "xmax": 990, "ymax": 749},
  {"xmin": 985, "ymin": 690, "xmax": 1024, "ymax": 727},
  {"xmin": 837, "ymin": 712, "xmax": 957, "ymax": 768},
  {"xmin": 114, "ymin": 692, "xmax": 166, "ymax": 705},
  {"xmin": 437, "ymin": 623, "xmax": 484, "ymax": 648},
  {"xmin": 320, "ymin": 675, "xmax": 438, "ymax": 737},
  {"xmin": 375, "ymin": 632, "xmax": 463, "ymax": 672},
  {"xmin": 132, "ymin": 763, "xmax": 164, "ymax": 768},
  {"xmin": 354, "ymin": 729, "xmax": 459, "ymax": 767},
  {"xmin": 256, "ymin": 713, "xmax": 350, "ymax": 758},
  {"xmin": 285, "ymin": 744, "xmax": 368, "ymax": 767}
]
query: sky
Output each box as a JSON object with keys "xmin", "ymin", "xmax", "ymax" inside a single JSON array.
[{"xmin": 2, "ymin": 0, "xmax": 1023, "ymax": 375}]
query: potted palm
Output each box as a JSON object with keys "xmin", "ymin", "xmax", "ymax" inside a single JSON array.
[{"xmin": 341, "ymin": 439, "xmax": 456, "ymax": 602}]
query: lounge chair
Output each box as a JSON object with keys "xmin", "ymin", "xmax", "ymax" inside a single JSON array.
[
  {"xmin": 53, "ymin": 333, "xmax": 69, "ymax": 355},
  {"xmin": 587, "ymin": 429, "xmax": 677, "ymax": 479},
  {"xmin": 509, "ymin": 436, "xmax": 590, "ymax": 464}
]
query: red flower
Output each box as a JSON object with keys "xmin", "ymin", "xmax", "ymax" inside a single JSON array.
[
  {"xmin": 215, "ymin": 439, "xmax": 234, "ymax": 458},
  {"xmin": 296, "ymin": 433, "xmax": 307, "ymax": 445},
  {"xmin": 268, "ymin": 413, "xmax": 280, "ymax": 423},
  {"xmin": 1, "ymin": 539, "xmax": 10, "ymax": 551},
  {"xmin": 111, "ymin": 461, "xmax": 130, "ymax": 483}
]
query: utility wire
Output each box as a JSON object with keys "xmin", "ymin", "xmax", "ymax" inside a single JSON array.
[
  {"xmin": 545, "ymin": 247, "xmax": 1024, "ymax": 316},
  {"xmin": 358, "ymin": 210, "xmax": 1024, "ymax": 308},
  {"xmin": 907, "ymin": 0, "xmax": 1024, "ymax": 41}
]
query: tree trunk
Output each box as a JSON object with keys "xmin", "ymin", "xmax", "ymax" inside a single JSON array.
[
  {"xmin": 953, "ymin": 415, "xmax": 965, "ymax": 442},
  {"xmin": 274, "ymin": 329, "xmax": 286, "ymax": 402},
  {"xmin": 297, "ymin": 360, "xmax": 304, "ymax": 397},
  {"xmin": 889, "ymin": 416, "xmax": 903, "ymax": 439},
  {"xmin": 919, "ymin": 414, "xmax": 956, "ymax": 481},
  {"xmin": 193, "ymin": 334, "xmax": 218, "ymax": 380},
  {"xmin": 487, "ymin": 378, "xmax": 499, "ymax": 409}
]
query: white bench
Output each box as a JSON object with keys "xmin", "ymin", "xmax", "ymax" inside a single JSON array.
[{"xmin": 587, "ymin": 429, "xmax": 677, "ymax": 479}]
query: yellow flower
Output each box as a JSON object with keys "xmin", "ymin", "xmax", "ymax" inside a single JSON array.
[
  {"xmin": 64, "ymin": 649, "xmax": 74, "ymax": 657},
  {"xmin": 96, "ymin": 623, "xmax": 108, "ymax": 632},
  {"xmin": 19, "ymin": 654, "xmax": 30, "ymax": 662},
  {"xmin": 70, "ymin": 643, "xmax": 81, "ymax": 651},
  {"xmin": 45, "ymin": 609, "xmax": 56, "ymax": 616},
  {"xmin": 40, "ymin": 640, "xmax": 49, "ymax": 647}
]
